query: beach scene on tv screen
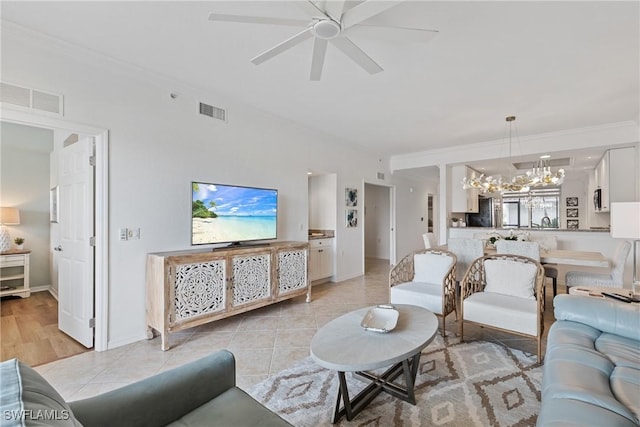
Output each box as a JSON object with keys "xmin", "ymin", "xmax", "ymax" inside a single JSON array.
[{"xmin": 192, "ymin": 182, "xmax": 277, "ymax": 244}]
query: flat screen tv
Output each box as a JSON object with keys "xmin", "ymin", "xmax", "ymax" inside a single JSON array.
[{"xmin": 192, "ymin": 182, "xmax": 278, "ymax": 246}]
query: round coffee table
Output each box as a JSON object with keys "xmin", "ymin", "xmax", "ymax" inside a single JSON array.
[{"xmin": 310, "ymin": 304, "xmax": 438, "ymax": 423}]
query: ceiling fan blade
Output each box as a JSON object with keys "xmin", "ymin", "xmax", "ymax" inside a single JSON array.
[
  {"xmin": 251, "ymin": 27, "xmax": 314, "ymax": 65},
  {"xmin": 330, "ymin": 36, "xmax": 383, "ymax": 75},
  {"xmin": 324, "ymin": 0, "xmax": 346, "ymax": 20},
  {"xmin": 296, "ymin": 1, "xmax": 327, "ymax": 19},
  {"xmin": 310, "ymin": 38, "xmax": 329, "ymax": 81},
  {"xmin": 341, "ymin": 0, "xmax": 406, "ymax": 29},
  {"xmin": 208, "ymin": 13, "xmax": 308, "ymax": 27},
  {"xmin": 345, "ymin": 24, "xmax": 439, "ymax": 43}
]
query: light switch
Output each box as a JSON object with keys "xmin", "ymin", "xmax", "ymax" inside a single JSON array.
[{"xmin": 119, "ymin": 228, "xmax": 128, "ymax": 241}]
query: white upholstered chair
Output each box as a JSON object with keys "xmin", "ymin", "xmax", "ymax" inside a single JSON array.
[
  {"xmin": 459, "ymin": 254, "xmax": 545, "ymax": 362},
  {"xmin": 422, "ymin": 232, "xmax": 436, "ymax": 249},
  {"xmin": 389, "ymin": 249, "xmax": 457, "ymax": 336},
  {"xmin": 495, "ymin": 240, "xmax": 541, "ymax": 260},
  {"xmin": 565, "ymin": 240, "xmax": 631, "ymax": 291},
  {"xmin": 531, "ymin": 235, "xmax": 559, "ymax": 297},
  {"xmin": 447, "ymin": 238, "xmax": 485, "ymax": 282}
]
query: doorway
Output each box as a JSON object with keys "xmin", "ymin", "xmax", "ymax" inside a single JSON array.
[
  {"xmin": 2, "ymin": 110, "xmax": 109, "ymax": 352},
  {"xmin": 363, "ymin": 182, "xmax": 396, "ymax": 271}
]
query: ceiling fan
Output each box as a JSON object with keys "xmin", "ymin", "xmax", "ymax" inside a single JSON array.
[{"xmin": 209, "ymin": 0, "xmax": 437, "ymax": 81}]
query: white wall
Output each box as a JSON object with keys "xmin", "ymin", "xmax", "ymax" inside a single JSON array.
[
  {"xmin": 308, "ymin": 174, "xmax": 337, "ymax": 231},
  {"xmin": 392, "ymin": 174, "xmax": 440, "ymax": 259},
  {"xmin": 3, "ymin": 26, "xmax": 395, "ymax": 348},
  {"xmin": 0, "ymin": 123, "xmax": 53, "ymax": 289}
]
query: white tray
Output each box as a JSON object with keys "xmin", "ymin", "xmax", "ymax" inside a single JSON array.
[{"xmin": 361, "ymin": 304, "xmax": 399, "ymax": 333}]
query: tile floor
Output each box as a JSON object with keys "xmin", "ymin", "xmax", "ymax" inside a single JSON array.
[{"xmin": 34, "ymin": 258, "xmax": 557, "ymax": 402}]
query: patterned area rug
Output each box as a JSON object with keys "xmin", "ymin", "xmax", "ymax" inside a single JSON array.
[{"xmin": 248, "ymin": 336, "xmax": 542, "ymax": 426}]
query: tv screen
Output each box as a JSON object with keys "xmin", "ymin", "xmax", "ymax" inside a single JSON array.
[{"xmin": 192, "ymin": 182, "xmax": 278, "ymax": 246}]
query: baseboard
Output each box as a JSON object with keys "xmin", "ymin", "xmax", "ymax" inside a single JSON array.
[
  {"xmin": 28, "ymin": 285, "xmax": 52, "ymax": 294},
  {"xmin": 107, "ymin": 333, "xmax": 150, "ymax": 351},
  {"xmin": 47, "ymin": 286, "xmax": 58, "ymax": 300}
]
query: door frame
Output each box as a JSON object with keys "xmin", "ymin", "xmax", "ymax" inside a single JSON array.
[
  {"xmin": 362, "ymin": 180, "xmax": 396, "ymax": 271},
  {"xmin": 2, "ymin": 109, "xmax": 109, "ymax": 351}
]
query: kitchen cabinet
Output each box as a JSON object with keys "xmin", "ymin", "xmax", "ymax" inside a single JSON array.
[
  {"xmin": 595, "ymin": 147, "xmax": 637, "ymax": 213},
  {"xmin": 309, "ymin": 238, "xmax": 333, "ymax": 282},
  {"xmin": 451, "ymin": 165, "xmax": 479, "ymax": 213}
]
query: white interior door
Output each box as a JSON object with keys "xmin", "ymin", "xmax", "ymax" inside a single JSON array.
[{"xmin": 58, "ymin": 136, "xmax": 94, "ymax": 347}]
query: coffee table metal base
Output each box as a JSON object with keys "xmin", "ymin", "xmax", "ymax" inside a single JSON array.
[{"xmin": 331, "ymin": 352, "xmax": 421, "ymax": 423}]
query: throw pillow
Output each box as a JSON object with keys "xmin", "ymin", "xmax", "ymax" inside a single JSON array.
[
  {"xmin": 413, "ymin": 253, "xmax": 453, "ymax": 284},
  {"xmin": 0, "ymin": 358, "xmax": 82, "ymax": 426},
  {"xmin": 484, "ymin": 259, "xmax": 537, "ymax": 299}
]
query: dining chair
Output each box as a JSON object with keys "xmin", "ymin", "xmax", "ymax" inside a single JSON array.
[
  {"xmin": 422, "ymin": 232, "xmax": 436, "ymax": 249},
  {"xmin": 565, "ymin": 240, "xmax": 631, "ymax": 291},
  {"xmin": 389, "ymin": 249, "xmax": 457, "ymax": 336},
  {"xmin": 459, "ymin": 254, "xmax": 545, "ymax": 362},
  {"xmin": 531, "ymin": 235, "xmax": 559, "ymax": 297},
  {"xmin": 447, "ymin": 238, "xmax": 485, "ymax": 283},
  {"xmin": 495, "ymin": 240, "xmax": 541, "ymax": 260}
]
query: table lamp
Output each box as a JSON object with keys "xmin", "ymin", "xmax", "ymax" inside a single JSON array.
[
  {"xmin": 0, "ymin": 207, "xmax": 21, "ymax": 252},
  {"xmin": 610, "ymin": 202, "xmax": 640, "ymax": 288}
]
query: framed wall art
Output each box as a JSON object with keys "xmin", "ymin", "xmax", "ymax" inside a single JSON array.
[
  {"xmin": 345, "ymin": 188, "xmax": 358, "ymax": 207},
  {"xmin": 566, "ymin": 208, "xmax": 579, "ymax": 218},
  {"xmin": 346, "ymin": 209, "xmax": 358, "ymax": 228},
  {"xmin": 566, "ymin": 197, "xmax": 578, "ymax": 207},
  {"xmin": 567, "ymin": 219, "xmax": 579, "ymax": 230}
]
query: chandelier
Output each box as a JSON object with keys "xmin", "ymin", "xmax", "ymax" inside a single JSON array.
[{"xmin": 462, "ymin": 116, "xmax": 565, "ymax": 194}]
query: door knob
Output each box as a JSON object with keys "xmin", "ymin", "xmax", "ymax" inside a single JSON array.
[{"xmin": 54, "ymin": 245, "xmax": 63, "ymax": 252}]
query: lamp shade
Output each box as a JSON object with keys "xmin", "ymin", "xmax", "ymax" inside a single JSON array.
[
  {"xmin": 610, "ymin": 202, "xmax": 640, "ymax": 239},
  {"xmin": 0, "ymin": 207, "xmax": 20, "ymax": 225}
]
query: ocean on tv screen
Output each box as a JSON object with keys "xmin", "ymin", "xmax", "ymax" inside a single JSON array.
[{"xmin": 192, "ymin": 182, "xmax": 277, "ymax": 244}]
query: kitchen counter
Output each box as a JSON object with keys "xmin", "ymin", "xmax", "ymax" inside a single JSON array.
[
  {"xmin": 450, "ymin": 227, "xmax": 610, "ymax": 233},
  {"xmin": 308, "ymin": 229, "xmax": 335, "ymax": 240}
]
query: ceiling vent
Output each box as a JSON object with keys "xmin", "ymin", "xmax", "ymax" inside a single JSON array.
[
  {"xmin": 199, "ymin": 102, "xmax": 227, "ymax": 123},
  {"xmin": 0, "ymin": 82, "xmax": 63, "ymax": 116},
  {"xmin": 512, "ymin": 157, "xmax": 572, "ymax": 170}
]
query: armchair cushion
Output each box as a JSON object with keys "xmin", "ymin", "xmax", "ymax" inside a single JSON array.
[
  {"xmin": 463, "ymin": 292, "xmax": 537, "ymax": 336},
  {"xmin": 413, "ymin": 253, "xmax": 452, "ymax": 284},
  {"xmin": 484, "ymin": 259, "xmax": 537, "ymax": 300},
  {"xmin": 390, "ymin": 282, "xmax": 443, "ymax": 315}
]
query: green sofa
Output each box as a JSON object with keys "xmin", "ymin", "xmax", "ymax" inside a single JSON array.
[{"xmin": 0, "ymin": 350, "xmax": 291, "ymax": 427}]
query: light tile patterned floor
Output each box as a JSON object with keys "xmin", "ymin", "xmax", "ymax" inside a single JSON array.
[{"xmin": 33, "ymin": 258, "xmax": 556, "ymax": 402}]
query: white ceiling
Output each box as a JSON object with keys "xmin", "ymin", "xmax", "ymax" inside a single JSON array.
[{"xmin": 2, "ymin": 1, "xmax": 638, "ymax": 162}]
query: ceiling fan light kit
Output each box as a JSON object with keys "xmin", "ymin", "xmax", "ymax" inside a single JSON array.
[{"xmin": 208, "ymin": 0, "xmax": 437, "ymax": 81}]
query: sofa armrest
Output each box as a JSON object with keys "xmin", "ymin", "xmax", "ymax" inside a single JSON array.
[
  {"xmin": 69, "ymin": 350, "xmax": 236, "ymax": 427},
  {"xmin": 553, "ymin": 295, "xmax": 640, "ymax": 341}
]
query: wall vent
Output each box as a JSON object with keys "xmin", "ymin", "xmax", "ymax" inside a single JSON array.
[
  {"xmin": 199, "ymin": 102, "xmax": 227, "ymax": 122},
  {"xmin": 377, "ymin": 172, "xmax": 385, "ymax": 180},
  {"xmin": 0, "ymin": 82, "xmax": 63, "ymax": 116}
]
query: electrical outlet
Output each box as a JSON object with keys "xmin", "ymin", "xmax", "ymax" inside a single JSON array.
[{"xmin": 119, "ymin": 228, "xmax": 128, "ymax": 241}]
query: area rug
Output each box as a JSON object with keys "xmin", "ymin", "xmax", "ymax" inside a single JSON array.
[{"xmin": 248, "ymin": 336, "xmax": 542, "ymax": 426}]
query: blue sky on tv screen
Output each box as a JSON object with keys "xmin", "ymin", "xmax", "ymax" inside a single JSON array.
[{"xmin": 193, "ymin": 183, "xmax": 277, "ymax": 217}]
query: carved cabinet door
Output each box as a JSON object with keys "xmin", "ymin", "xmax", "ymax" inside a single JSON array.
[
  {"xmin": 229, "ymin": 250, "xmax": 273, "ymax": 309},
  {"xmin": 170, "ymin": 258, "xmax": 227, "ymax": 325}
]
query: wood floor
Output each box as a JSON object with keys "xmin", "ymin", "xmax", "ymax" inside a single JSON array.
[{"xmin": 1, "ymin": 291, "xmax": 91, "ymax": 366}]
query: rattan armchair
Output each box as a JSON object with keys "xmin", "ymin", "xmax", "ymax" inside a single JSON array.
[
  {"xmin": 389, "ymin": 249, "xmax": 457, "ymax": 336},
  {"xmin": 459, "ymin": 254, "xmax": 545, "ymax": 362}
]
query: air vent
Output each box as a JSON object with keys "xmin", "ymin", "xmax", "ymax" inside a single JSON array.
[
  {"xmin": 513, "ymin": 157, "xmax": 571, "ymax": 170},
  {"xmin": 377, "ymin": 172, "xmax": 385, "ymax": 180},
  {"xmin": 199, "ymin": 102, "xmax": 227, "ymax": 122},
  {"xmin": 0, "ymin": 82, "xmax": 63, "ymax": 115}
]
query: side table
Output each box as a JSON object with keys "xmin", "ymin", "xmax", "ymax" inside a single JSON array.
[{"xmin": 0, "ymin": 249, "xmax": 31, "ymax": 298}]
